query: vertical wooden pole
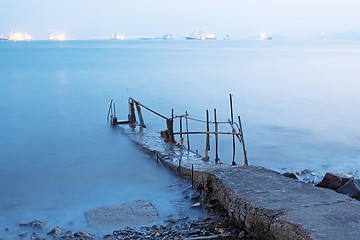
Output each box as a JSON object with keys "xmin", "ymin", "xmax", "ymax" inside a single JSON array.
[
  {"xmin": 128, "ymin": 101, "xmax": 136, "ymax": 124},
  {"xmin": 166, "ymin": 118, "xmax": 176, "ymax": 143},
  {"xmin": 203, "ymin": 110, "xmax": 210, "ymax": 160},
  {"xmin": 185, "ymin": 111, "xmax": 190, "ymax": 149},
  {"xmin": 230, "ymin": 94, "xmax": 236, "ymax": 165},
  {"xmin": 179, "ymin": 116, "xmax": 184, "ymax": 146},
  {"xmin": 191, "ymin": 164, "xmax": 194, "ymax": 188},
  {"xmin": 214, "ymin": 108, "xmax": 219, "ymax": 163},
  {"xmin": 238, "ymin": 116, "xmax": 248, "ymax": 166},
  {"xmin": 135, "ymin": 102, "xmax": 146, "ymax": 127}
]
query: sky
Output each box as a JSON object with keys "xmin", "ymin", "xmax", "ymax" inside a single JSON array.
[{"xmin": 1, "ymin": 0, "xmax": 360, "ymax": 40}]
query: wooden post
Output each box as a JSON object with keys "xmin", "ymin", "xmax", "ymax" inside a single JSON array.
[
  {"xmin": 128, "ymin": 101, "xmax": 136, "ymax": 124},
  {"xmin": 238, "ymin": 116, "xmax": 248, "ymax": 166},
  {"xmin": 214, "ymin": 108, "xmax": 219, "ymax": 163},
  {"xmin": 166, "ymin": 118, "xmax": 176, "ymax": 143},
  {"xmin": 185, "ymin": 111, "xmax": 190, "ymax": 149},
  {"xmin": 206, "ymin": 110, "xmax": 210, "ymax": 151},
  {"xmin": 111, "ymin": 102, "xmax": 117, "ymax": 125},
  {"xmin": 230, "ymin": 94, "xmax": 236, "ymax": 165},
  {"xmin": 191, "ymin": 164, "xmax": 194, "ymax": 188},
  {"xmin": 203, "ymin": 110, "xmax": 210, "ymax": 160},
  {"xmin": 135, "ymin": 102, "xmax": 146, "ymax": 127},
  {"xmin": 179, "ymin": 117, "xmax": 184, "ymax": 145}
]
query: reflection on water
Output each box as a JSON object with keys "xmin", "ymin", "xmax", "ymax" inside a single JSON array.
[{"xmin": 0, "ymin": 40, "xmax": 360, "ymax": 231}]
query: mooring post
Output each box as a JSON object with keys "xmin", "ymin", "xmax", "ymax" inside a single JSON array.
[
  {"xmin": 229, "ymin": 94, "xmax": 236, "ymax": 165},
  {"xmin": 185, "ymin": 111, "xmax": 190, "ymax": 150},
  {"xmin": 238, "ymin": 116, "xmax": 248, "ymax": 166},
  {"xmin": 135, "ymin": 102, "xmax": 146, "ymax": 127},
  {"xmin": 214, "ymin": 108, "xmax": 220, "ymax": 163},
  {"xmin": 179, "ymin": 116, "xmax": 184, "ymax": 146},
  {"xmin": 128, "ymin": 100, "xmax": 136, "ymax": 124}
]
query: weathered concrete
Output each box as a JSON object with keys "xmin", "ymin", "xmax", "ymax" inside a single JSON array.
[{"xmin": 119, "ymin": 125, "xmax": 360, "ymax": 240}]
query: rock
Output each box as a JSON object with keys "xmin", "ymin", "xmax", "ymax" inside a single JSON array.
[
  {"xmin": 316, "ymin": 172, "xmax": 354, "ymax": 190},
  {"xmin": 191, "ymin": 202, "xmax": 201, "ymax": 208},
  {"xmin": 184, "ymin": 234, "xmax": 234, "ymax": 240},
  {"xmin": 19, "ymin": 220, "xmax": 44, "ymax": 229},
  {"xmin": 336, "ymin": 179, "xmax": 360, "ymax": 200},
  {"xmin": 85, "ymin": 200, "xmax": 159, "ymax": 229},
  {"xmin": 190, "ymin": 193, "xmax": 201, "ymax": 201},
  {"xmin": 103, "ymin": 234, "xmax": 114, "ymax": 240},
  {"xmin": 74, "ymin": 231, "xmax": 96, "ymax": 239},
  {"xmin": 282, "ymin": 171, "xmax": 300, "ymax": 180},
  {"xmin": 238, "ymin": 231, "xmax": 245, "ymax": 238},
  {"xmin": 47, "ymin": 226, "xmax": 62, "ymax": 237}
]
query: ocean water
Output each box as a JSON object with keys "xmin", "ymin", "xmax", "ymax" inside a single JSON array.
[{"xmin": 1, "ymin": 39, "xmax": 360, "ymax": 233}]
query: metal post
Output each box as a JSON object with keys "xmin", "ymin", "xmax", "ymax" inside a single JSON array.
[
  {"xmin": 135, "ymin": 102, "xmax": 146, "ymax": 127},
  {"xmin": 185, "ymin": 111, "xmax": 190, "ymax": 149},
  {"xmin": 230, "ymin": 94, "xmax": 236, "ymax": 165},
  {"xmin": 214, "ymin": 108, "xmax": 219, "ymax": 163},
  {"xmin": 238, "ymin": 116, "xmax": 248, "ymax": 166}
]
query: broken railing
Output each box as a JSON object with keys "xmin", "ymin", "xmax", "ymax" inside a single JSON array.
[{"xmin": 107, "ymin": 94, "xmax": 248, "ymax": 166}]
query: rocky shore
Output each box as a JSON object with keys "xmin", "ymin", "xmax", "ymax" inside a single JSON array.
[{"xmin": 1, "ymin": 210, "xmax": 254, "ymax": 240}]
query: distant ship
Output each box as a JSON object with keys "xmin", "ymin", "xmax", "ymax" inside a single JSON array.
[
  {"xmin": 163, "ymin": 34, "xmax": 175, "ymax": 39},
  {"xmin": 186, "ymin": 32, "xmax": 216, "ymax": 40},
  {"xmin": 8, "ymin": 32, "xmax": 32, "ymax": 41},
  {"xmin": 0, "ymin": 34, "xmax": 8, "ymax": 40},
  {"xmin": 204, "ymin": 34, "xmax": 216, "ymax": 40},
  {"xmin": 111, "ymin": 33, "xmax": 124, "ymax": 40},
  {"xmin": 224, "ymin": 34, "xmax": 230, "ymax": 40},
  {"xmin": 48, "ymin": 33, "xmax": 55, "ymax": 40},
  {"xmin": 265, "ymin": 36, "xmax": 273, "ymax": 40}
]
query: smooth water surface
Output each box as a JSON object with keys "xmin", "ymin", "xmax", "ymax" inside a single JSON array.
[{"xmin": 1, "ymin": 39, "xmax": 360, "ymax": 232}]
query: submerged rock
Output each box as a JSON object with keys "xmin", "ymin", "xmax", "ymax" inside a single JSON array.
[
  {"xmin": 336, "ymin": 179, "xmax": 360, "ymax": 200},
  {"xmin": 282, "ymin": 171, "xmax": 300, "ymax": 180},
  {"xmin": 47, "ymin": 226, "xmax": 62, "ymax": 237},
  {"xmin": 316, "ymin": 172, "xmax": 354, "ymax": 190},
  {"xmin": 19, "ymin": 220, "xmax": 44, "ymax": 229},
  {"xmin": 74, "ymin": 231, "xmax": 96, "ymax": 239},
  {"xmin": 85, "ymin": 200, "xmax": 159, "ymax": 229}
]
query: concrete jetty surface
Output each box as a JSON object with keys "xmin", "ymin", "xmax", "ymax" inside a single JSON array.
[{"xmin": 119, "ymin": 125, "xmax": 360, "ymax": 240}]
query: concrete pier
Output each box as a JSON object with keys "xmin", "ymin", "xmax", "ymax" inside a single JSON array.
[{"xmin": 119, "ymin": 125, "xmax": 360, "ymax": 240}]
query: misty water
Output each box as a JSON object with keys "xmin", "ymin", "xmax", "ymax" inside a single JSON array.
[{"xmin": 1, "ymin": 40, "xmax": 360, "ymax": 234}]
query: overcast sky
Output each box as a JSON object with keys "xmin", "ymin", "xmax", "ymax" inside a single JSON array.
[{"xmin": 1, "ymin": 0, "xmax": 359, "ymax": 40}]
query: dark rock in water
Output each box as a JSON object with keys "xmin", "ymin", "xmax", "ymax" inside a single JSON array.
[
  {"xmin": 282, "ymin": 171, "xmax": 300, "ymax": 180},
  {"xmin": 19, "ymin": 220, "xmax": 44, "ymax": 229},
  {"xmin": 316, "ymin": 172, "xmax": 354, "ymax": 190},
  {"xmin": 336, "ymin": 179, "xmax": 360, "ymax": 200},
  {"xmin": 47, "ymin": 226, "xmax": 62, "ymax": 237},
  {"xmin": 74, "ymin": 231, "xmax": 96, "ymax": 239}
]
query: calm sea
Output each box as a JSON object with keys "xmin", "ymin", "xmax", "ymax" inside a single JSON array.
[{"xmin": 1, "ymin": 39, "xmax": 360, "ymax": 232}]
